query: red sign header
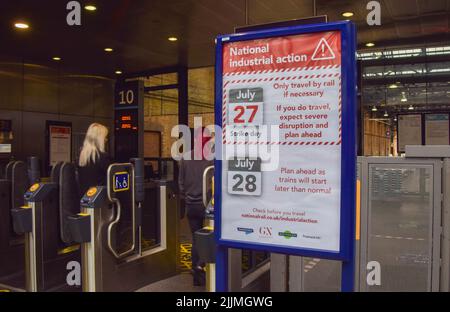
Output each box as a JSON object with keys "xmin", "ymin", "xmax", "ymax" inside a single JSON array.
[{"xmin": 223, "ymin": 31, "xmax": 341, "ymax": 75}]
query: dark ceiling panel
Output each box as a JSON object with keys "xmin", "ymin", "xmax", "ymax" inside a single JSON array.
[
  {"xmin": 248, "ymin": 0, "xmax": 314, "ymax": 24},
  {"xmin": 418, "ymin": 0, "xmax": 449, "ymax": 14},
  {"xmin": 0, "ymin": 0, "xmax": 448, "ymax": 76},
  {"xmin": 384, "ymin": 0, "xmax": 419, "ymax": 18}
]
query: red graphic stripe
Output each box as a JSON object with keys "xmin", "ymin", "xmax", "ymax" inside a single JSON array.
[
  {"xmin": 227, "ymin": 72, "xmax": 341, "ymax": 84},
  {"xmin": 223, "ymin": 64, "xmax": 340, "ymax": 76}
]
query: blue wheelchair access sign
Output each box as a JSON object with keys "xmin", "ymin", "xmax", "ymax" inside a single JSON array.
[{"xmin": 113, "ymin": 172, "xmax": 130, "ymax": 192}]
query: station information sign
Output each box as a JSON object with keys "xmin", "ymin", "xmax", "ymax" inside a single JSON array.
[
  {"xmin": 425, "ymin": 113, "xmax": 449, "ymax": 145},
  {"xmin": 215, "ymin": 22, "xmax": 356, "ymax": 260},
  {"xmin": 114, "ymin": 80, "xmax": 144, "ymax": 162}
]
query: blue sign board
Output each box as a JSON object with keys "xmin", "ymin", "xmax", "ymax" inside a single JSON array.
[{"xmin": 214, "ymin": 21, "xmax": 357, "ymax": 291}]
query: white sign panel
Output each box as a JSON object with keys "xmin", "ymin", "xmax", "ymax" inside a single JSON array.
[
  {"xmin": 425, "ymin": 114, "xmax": 449, "ymax": 145},
  {"xmin": 49, "ymin": 125, "xmax": 72, "ymax": 166},
  {"xmin": 0, "ymin": 144, "xmax": 12, "ymax": 153},
  {"xmin": 398, "ymin": 114, "xmax": 422, "ymax": 152},
  {"xmin": 221, "ymin": 30, "xmax": 343, "ymax": 252}
]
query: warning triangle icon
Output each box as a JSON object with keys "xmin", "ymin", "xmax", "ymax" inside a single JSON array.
[{"xmin": 311, "ymin": 38, "xmax": 335, "ymax": 61}]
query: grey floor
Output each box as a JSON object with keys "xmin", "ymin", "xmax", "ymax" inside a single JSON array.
[
  {"xmin": 136, "ymin": 272, "xmax": 205, "ymax": 292},
  {"xmin": 137, "ymin": 216, "xmax": 207, "ymax": 292}
]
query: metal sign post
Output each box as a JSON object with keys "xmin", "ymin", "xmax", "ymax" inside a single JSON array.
[{"xmin": 214, "ymin": 21, "xmax": 357, "ymax": 292}]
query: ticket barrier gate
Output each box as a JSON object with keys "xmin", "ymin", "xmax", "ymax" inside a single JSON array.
[
  {"xmin": 0, "ymin": 160, "xmax": 28, "ymax": 289},
  {"xmin": 68, "ymin": 160, "xmax": 179, "ymax": 292},
  {"xmin": 195, "ymin": 166, "xmax": 215, "ymax": 292},
  {"xmin": 10, "ymin": 162, "xmax": 81, "ymax": 292}
]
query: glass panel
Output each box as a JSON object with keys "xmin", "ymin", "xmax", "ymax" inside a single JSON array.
[
  {"xmin": 144, "ymin": 89, "xmax": 179, "ymax": 158},
  {"xmin": 141, "ymin": 184, "xmax": 160, "ymax": 250},
  {"xmin": 242, "ymin": 249, "xmax": 252, "ymax": 274},
  {"xmin": 144, "ymin": 73, "xmax": 178, "ymax": 87},
  {"xmin": 303, "ymin": 258, "xmax": 341, "ymax": 292},
  {"xmin": 241, "ymin": 250, "xmax": 269, "ymax": 277},
  {"xmin": 188, "ymin": 67, "xmax": 214, "ymax": 128},
  {"xmin": 367, "ymin": 164, "xmax": 433, "ymax": 291}
]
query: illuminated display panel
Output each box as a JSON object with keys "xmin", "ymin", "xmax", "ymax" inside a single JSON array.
[{"xmin": 115, "ymin": 110, "xmax": 138, "ymax": 132}]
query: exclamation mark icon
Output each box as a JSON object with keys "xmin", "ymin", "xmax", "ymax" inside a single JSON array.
[{"xmin": 312, "ymin": 38, "xmax": 336, "ymax": 60}]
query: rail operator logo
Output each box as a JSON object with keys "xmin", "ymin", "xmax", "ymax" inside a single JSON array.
[
  {"xmin": 237, "ymin": 227, "xmax": 254, "ymax": 235},
  {"xmin": 259, "ymin": 227, "xmax": 272, "ymax": 237},
  {"xmin": 278, "ymin": 231, "xmax": 298, "ymax": 239}
]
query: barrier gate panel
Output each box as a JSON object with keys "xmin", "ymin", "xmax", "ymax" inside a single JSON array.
[{"xmin": 360, "ymin": 158, "xmax": 441, "ymax": 292}]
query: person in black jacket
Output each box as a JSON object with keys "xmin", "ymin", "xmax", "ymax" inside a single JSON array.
[
  {"xmin": 77, "ymin": 123, "xmax": 111, "ymax": 195},
  {"xmin": 179, "ymin": 130, "xmax": 213, "ymax": 286}
]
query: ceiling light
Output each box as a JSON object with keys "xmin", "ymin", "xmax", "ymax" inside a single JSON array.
[
  {"xmin": 115, "ymin": 70, "xmax": 122, "ymax": 75},
  {"xmin": 104, "ymin": 48, "xmax": 113, "ymax": 52},
  {"xmin": 342, "ymin": 12, "xmax": 354, "ymax": 17},
  {"xmin": 384, "ymin": 111, "xmax": 389, "ymax": 117},
  {"xmin": 14, "ymin": 22, "xmax": 29, "ymax": 29},
  {"xmin": 84, "ymin": 5, "xmax": 97, "ymax": 11},
  {"xmin": 52, "ymin": 57, "xmax": 61, "ymax": 61},
  {"xmin": 389, "ymin": 84, "xmax": 398, "ymax": 89},
  {"xmin": 371, "ymin": 106, "xmax": 378, "ymax": 112},
  {"xmin": 408, "ymin": 105, "xmax": 414, "ymax": 110},
  {"xmin": 394, "ymin": 117, "xmax": 398, "ymax": 121},
  {"xmin": 401, "ymin": 92, "xmax": 407, "ymax": 102},
  {"xmin": 168, "ymin": 37, "xmax": 178, "ymax": 42},
  {"xmin": 366, "ymin": 42, "xmax": 375, "ymax": 47}
]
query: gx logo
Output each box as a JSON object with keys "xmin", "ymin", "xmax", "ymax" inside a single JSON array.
[{"xmin": 259, "ymin": 227, "xmax": 273, "ymax": 237}]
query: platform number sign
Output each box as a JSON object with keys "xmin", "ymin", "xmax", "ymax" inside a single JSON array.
[
  {"xmin": 115, "ymin": 81, "xmax": 140, "ymax": 107},
  {"xmin": 118, "ymin": 90, "xmax": 134, "ymax": 105},
  {"xmin": 228, "ymin": 88, "xmax": 263, "ymax": 125},
  {"xmin": 227, "ymin": 158, "xmax": 261, "ymax": 196},
  {"xmin": 113, "ymin": 172, "xmax": 130, "ymax": 192}
]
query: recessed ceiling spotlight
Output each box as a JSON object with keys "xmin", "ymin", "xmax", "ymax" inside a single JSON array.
[
  {"xmin": 168, "ymin": 37, "xmax": 178, "ymax": 42},
  {"xmin": 115, "ymin": 70, "xmax": 122, "ymax": 75},
  {"xmin": 104, "ymin": 48, "xmax": 113, "ymax": 52},
  {"xmin": 366, "ymin": 42, "xmax": 375, "ymax": 47},
  {"xmin": 14, "ymin": 22, "xmax": 29, "ymax": 29},
  {"xmin": 84, "ymin": 5, "xmax": 97, "ymax": 11},
  {"xmin": 52, "ymin": 57, "xmax": 61, "ymax": 61},
  {"xmin": 342, "ymin": 12, "xmax": 354, "ymax": 17}
]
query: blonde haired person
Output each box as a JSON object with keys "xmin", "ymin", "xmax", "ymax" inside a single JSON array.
[{"xmin": 78, "ymin": 123, "xmax": 111, "ymax": 195}]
